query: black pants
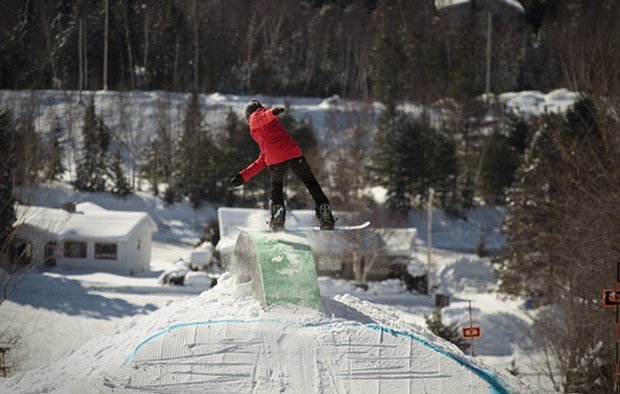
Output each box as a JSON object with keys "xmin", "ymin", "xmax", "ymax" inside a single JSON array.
[{"xmin": 268, "ymin": 156, "xmax": 329, "ymax": 208}]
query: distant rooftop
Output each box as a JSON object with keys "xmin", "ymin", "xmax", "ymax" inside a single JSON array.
[
  {"xmin": 16, "ymin": 203, "xmax": 157, "ymax": 241},
  {"xmin": 435, "ymin": 0, "xmax": 525, "ymax": 14}
]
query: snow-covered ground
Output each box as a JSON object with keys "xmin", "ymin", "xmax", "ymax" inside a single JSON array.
[
  {"xmin": 0, "ymin": 185, "xmax": 551, "ymax": 392},
  {"xmin": 0, "ymin": 85, "xmax": 576, "ymax": 391},
  {"xmin": 1, "ymin": 271, "xmax": 538, "ymax": 393}
]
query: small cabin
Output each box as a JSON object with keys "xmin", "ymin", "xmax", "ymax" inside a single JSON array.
[{"xmin": 14, "ymin": 203, "xmax": 158, "ymax": 275}]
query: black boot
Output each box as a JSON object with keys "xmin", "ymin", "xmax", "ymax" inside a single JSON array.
[
  {"xmin": 268, "ymin": 203, "xmax": 286, "ymax": 232},
  {"xmin": 316, "ymin": 203, "xmax": 336, "ymax": 230}
]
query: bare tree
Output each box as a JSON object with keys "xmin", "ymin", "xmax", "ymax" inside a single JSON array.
[{"xmin": 119, "ymin": 0, "xmax": 135, "ymax": 90}]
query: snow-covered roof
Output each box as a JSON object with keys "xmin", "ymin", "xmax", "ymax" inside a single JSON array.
[
  {"xmin": 377, "ymin": 228, "xmax": 418, "ymax": 256},
  {"xmin": 435, "ymin": 0, "xmax": 525, "ymax": 14},
  {"xmin": 16, "ymin": 204, "xmax": 158, "ymax": 242},
  {"xmin": 76, "ymin": 202, "xmax": 107, "ymax": 212}
]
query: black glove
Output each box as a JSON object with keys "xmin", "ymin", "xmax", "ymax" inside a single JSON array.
[
  {"xmin": 272, "ymin": 106, "xmax": 285, "ymax": 116},
  {"xmin": 230, "ymin": 174, "xmax": 244, "ymax": 187}
]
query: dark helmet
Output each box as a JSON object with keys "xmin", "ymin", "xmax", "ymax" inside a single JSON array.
[{"xmin": 244, "ymin": 100, "xmax": 263, "ymax": 123}]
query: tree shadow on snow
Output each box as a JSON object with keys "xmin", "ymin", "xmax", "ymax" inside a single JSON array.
[{"xmin": 6, "ymin": 272, "xmax": 157, "ymax": 320}]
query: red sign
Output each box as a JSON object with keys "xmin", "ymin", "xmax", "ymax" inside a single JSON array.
[
  {"xmin": 603, "ymin": 289, "xmax": 620, "ymax": 308},
  {"xmin": 461, "ymin": 326, "xmax": 482, "ymax": 339}
]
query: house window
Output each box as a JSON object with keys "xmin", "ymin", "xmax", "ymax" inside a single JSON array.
[
  {"xmin": 64, "ymin": 241, "xmax": 87, "ymax": 258},
  {"xmin": 44, "ymin": 242, "xmax": 57, "ymax": 266},
  {"xmin": 95, "ymin": 243, "xmax": 117, "ymax": 260},
  {"xmin": 11, "ymin": 239, "xmax": 32, "ymax": 265}
]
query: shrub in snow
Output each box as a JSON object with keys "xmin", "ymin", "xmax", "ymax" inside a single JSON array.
[
  {"xmin": 424, "ymin": 309, "xmax": 470, "ymax": 353},
  {"xmin": 163, "ymin": 186, "xmax": 176, "ymax": 205},
  {"xmin": 158, "ymin": 268, "xmax": 188, "ymax": 286},
  {"xmin": 388, "ymin": 259, "xmax": 428, "ymax": 294}
]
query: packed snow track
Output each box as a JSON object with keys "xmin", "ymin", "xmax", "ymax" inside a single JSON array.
[{"xmin": 122, "ymin": 319, "xmax": 507, "ymax": 393}]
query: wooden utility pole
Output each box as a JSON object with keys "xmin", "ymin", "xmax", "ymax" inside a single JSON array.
[
  {"xmin": 103, "ymin": 0, "xmax": 109, "ymax": 90},
  {"xmin": 485, "ymin": 11, "xmax": 492, "ymax": 97}
]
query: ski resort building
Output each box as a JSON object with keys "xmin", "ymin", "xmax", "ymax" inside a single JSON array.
[{"xmin": 14, "ymin": 202, "xmax": 158, "ymax": 274}]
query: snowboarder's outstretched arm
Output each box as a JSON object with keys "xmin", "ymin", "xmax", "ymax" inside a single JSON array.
[{"xmin": 230, "ymin": 152, "xmax": 267, "ymax": 187}]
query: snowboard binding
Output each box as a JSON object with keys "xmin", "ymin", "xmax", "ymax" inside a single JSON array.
[
  {"xmin": 268, "ymin": 203, "xmax": 286, "ymax": 232},
  {"xmin": 316, "ymin": 203, "xmax": 336, "ymax": 230}
]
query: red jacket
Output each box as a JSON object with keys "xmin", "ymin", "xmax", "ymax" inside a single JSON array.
[{"xmin": 240, "ymin": 108, "xmax": 302, "ymax": 182}]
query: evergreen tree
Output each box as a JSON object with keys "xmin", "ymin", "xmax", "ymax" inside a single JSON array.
[
  {"xmin": 140, "ymin": 137, "xmax": 159, "ymax": 195},
  {"xmin": 0, "ymin": 110, "xmax": 16, "ymax": 259},
  {"xmin": 369, "ymin": 106, "xmax": 417, "ymax": 214},
  {"xmin": 75, "ymin": 97, "xmax": 111, "ymax": 192},
  {"xmin": 429, "ymin": 128, "xmax": 458, "ymax": 207},
  {"xmin": 424, "ymin": 310, "xmax": 470, "ymax": 353},
  {"xmin": 370, "ymin": 107, "xmax": 457, "ymax": 214},
  {"xmin": 140, "ymin": 111, "xmax": 175, "ymax": 196},
  {"xmin": 477, "ymin": 114, "xmax": 533, "ymax": 205},
  {"xmin": 162, "ymin": 185, "xmax": 177, "ymax": 206},
  {"xmin": 220, "ymin": 108, "xmax": 262, "ymax": 206},
  {"xmin": 44, "ymin": 117, "xmax": 65, "ymax": 181},
  {"xmin": 505, "ymin": 113, "xmax": 532, "ymax": 156},
  {"xmin": 496, "ymin": 99, "xmax": 607, "ymax": 300},
  {"xmin": 495, "ymin": 112, "xmax": 564, "ymax": 299},
  {"xmin": 110, "ymin": 147, "xmax": 132, "ymax": 197},
  {"xmin": 477, "ymin": 131, "xmax": 520, "ymax": 205},
  {"xmin": 176, "ymin": 93, "xmax": 218, "ymax": 207}
]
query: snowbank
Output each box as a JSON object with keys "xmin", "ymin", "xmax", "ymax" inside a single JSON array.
[
  {"xmin": 0, "ymin": 274, "xmax": 536, "ymax": 393},
  {"xmin": 439, "ymin": 257, "xmax": 497, "ymax": 294},
  {"xmin": 409, "ymin": 206, "xmax": 507, "ymax": 253}
]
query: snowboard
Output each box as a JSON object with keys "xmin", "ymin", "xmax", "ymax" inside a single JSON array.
[{"xmin": 238, "ymin": 221, "xmax": 370, "ymax": 233}]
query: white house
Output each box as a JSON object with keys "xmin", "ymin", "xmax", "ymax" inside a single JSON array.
[{"xmin": 15, "ymin": 202, "xmax": 158, "ymax": 274}]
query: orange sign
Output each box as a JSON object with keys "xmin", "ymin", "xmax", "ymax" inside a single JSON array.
[
  {"xmin": 461, "ymin": 326, "xmax": 482, "ymax": 339},
  {"xmin": 603, "ymin": 289, "xmax": 620, "ymax": 307}
]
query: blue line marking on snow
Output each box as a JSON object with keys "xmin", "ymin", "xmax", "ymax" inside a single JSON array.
[{"xmin": 124, "ymin": 319, "xmax": 510, "ymax": 394}]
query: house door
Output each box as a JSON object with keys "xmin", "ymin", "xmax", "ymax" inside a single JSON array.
[{"xmin": 44, "ymin": 242, "xmax": 57, "ymax": 266}]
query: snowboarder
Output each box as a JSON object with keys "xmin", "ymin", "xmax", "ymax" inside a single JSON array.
[{"xmin": 229, "ymin": 100, "xmax": 335, "ymax": 231}]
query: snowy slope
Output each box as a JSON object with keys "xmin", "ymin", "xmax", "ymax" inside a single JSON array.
[
  {"xmin": 0, "ymin": 88, "xmax": 577, "ymax": 151},
  {"xmin": 0, "ymin": 274, "xmax": 537, "ymax": 394}
]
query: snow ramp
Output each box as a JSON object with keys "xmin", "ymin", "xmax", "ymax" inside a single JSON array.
[
  {"xmin": 0, "ymin": 276, "xmax": 534, "ymax": 393},
  {"xmin": 121, "ymin": 318, "xmax": 509, "ymax": 393},
  {"xmin": 230, "ymin": 230, "xmax": 322, "ymax": 311}
]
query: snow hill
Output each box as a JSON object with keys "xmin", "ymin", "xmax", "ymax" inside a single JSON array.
[{"xmin": 0, "ymin": 273, "xmax": 536, "ymax": 393}]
